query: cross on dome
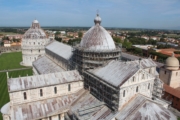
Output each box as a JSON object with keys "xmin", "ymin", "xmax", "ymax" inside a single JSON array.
[{"xmin": 94, "ymin": 14, "xmax": 101, "ymax": 25}]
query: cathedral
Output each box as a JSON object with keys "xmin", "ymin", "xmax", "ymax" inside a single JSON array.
[{"xmin": 0, "ymin": 14, "xmax": 178, "ymax": 120}]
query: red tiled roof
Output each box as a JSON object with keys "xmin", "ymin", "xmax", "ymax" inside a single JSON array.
[
  {"xmin": 158, "ymin": 49, "xmax": 180, "ymax": 57},
  {"xmin": 163, "ymin": 84, "xmax": 180, "ymax": 98}
]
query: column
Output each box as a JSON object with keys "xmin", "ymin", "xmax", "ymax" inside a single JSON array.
[{"xmin": 60, "ymin": 113, "xmax": 64, "ymax": 120}]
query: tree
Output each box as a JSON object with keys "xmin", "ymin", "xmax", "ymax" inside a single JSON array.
[
  {"xmin": 67, "ymin": 38, "xmax": 81, "ymax": 46},
  {"xmin": 55, "ymin": 37, "xmax": 62, "ymax": 42},
  {"xmin": 147, "ymin": 39, "xmax": 157, "ymax": 45},
  {"xmin": 160, "ymin": 38, "xmax": 165, "ymax": 42},
  {"xmin": 78, "ymin": 32, "xmax": 83, "ymax": 38},
  {"xmin": 55, "ymin": 31, "xmax": 61, "ymax": 36},
  {"xmin": 113, "ymin": 37, "xmax": 122, "ymax": 43},
  {"xmin": 123, "ymin": 39, "xmax": 132, "ymax": 48},
  {"xmin": 2, "ymin": 36, "xmax": 9, "ymax": 40}
]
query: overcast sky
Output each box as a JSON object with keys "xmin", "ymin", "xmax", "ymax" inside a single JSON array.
[{"xmin": 0, "ymin": 0, "xmax": 180, "ymax": 29}]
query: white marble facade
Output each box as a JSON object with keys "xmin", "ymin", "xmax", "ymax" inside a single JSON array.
[
  {"xmin": 119, "ymin": 68, "xmax": 155, "ymax": 108},
  {"xmin": 21, "ymin": 20, "xmax": 50, "ymax": 66}
]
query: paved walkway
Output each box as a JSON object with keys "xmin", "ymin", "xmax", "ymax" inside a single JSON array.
[{"xmin": 0, "ymin": 67, "xmax": 32, "ymax": 73}]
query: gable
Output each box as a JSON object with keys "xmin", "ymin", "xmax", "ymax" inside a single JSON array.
[{"xmin": 121, "ymin": 69, "xmax": 155, "ymax": 88}]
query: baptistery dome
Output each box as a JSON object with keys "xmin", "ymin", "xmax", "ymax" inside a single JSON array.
[
  {"xmin": 23, "ymin": 20, "xmax": 47, "ymax": 39},
  {"xmin": 80, "ymin": 14, "xmax": 116, "ymax": 51},
  {"xmin": 165, "ymin": 53, "xmax": 179, "ymax": 70},
  {"xmin": 21, "ymin": 20, "xmax": 50, "ymax": 66}
]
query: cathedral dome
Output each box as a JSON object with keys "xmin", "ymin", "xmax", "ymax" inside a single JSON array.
[
  {"xmin": 165, "ymin": 53, "xmax": 179, "ymax": 70},
  {"xmin": 23, "ymin": 19, "xmax": 47, "ymax": 39},
  {"xmin": 80, "ymin": 14, "xmax": 116, "ymax": 51}
]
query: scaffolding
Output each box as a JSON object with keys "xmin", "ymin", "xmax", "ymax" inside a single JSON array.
[
  {"xmin": 72, "ymin": 43, "xmax": 121, "ymax": 74},
  {"xmin": 83, "ymin": 71, "xmax": 119, "ymax": 111}
]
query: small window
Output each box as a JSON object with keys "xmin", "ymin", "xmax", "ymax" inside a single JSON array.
[
  {"xmin": 142, "ymin": 74, "xmax": 145, "ymax": 79},
  {"xmin": 68, "ymin": 84, "xmax": 71, "ymax": 91},
  {"xmin": 148, "ymin": 83, "xmax": 150, "ymax": 89},
  {"xmin": 164, "ymin": 71, "xmax": 166, "ymax": 74},
  {"xmin": 176, "ymin": 72, "xmax": 178, "ymax": 76},
  {"xmin": 133, "ymin": 77, "xmax": 135, "ymax": 82},
  {"xmin": 136, "ymin": 86, "xmax": 138, "ymax": 92},
  {"xmin": 123, "ymin": 90, "xmax": 125, "ymax": 97},
  {"xmin": 149, "ymin": 69, "xmax": 151, "ymax": 73},
  {"xmin": 34, "ymin": 42, "xmax": 35, "ymax": 45},
  {"xmin": 39, "ymin": 50, "xmax": 40, "ymax": 53},
  {"xmin": 40, "ymin": 89, "xmax": 43, "ymax": 96},
  {"xmin": 31, "ymin": 50, "xmax": 32, "ymax": 53},
  {"xmin": 23, "ymin": 92, "xmax": 27, "ymax": 100},
  {"xmin": 54, "ymin": 87, "xmax": 57, "ymax": 94}
]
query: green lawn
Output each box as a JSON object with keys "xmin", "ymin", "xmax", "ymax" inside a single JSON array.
[
  {"xmin": 0, "ymin": 52, "xmax": 28, "ymax": 70},
  {"xmin": 0, "ymin": 52, "xmax": 32, "ymax": 120},
  {"xmin": 0, "ymin": 69, "xmax": 33, "ymax": 120},
  {"xmin": 0, "ymin": 32, "xmax": 19, "ymax": 35}
]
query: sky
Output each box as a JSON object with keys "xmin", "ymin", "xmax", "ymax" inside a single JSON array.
[{"xmin": 0, "ymin": 0, "xmax": 180, "ymax": 29}]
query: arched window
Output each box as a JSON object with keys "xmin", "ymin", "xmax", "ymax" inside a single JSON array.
[
  {"xmin": 68, "ymin": 84, "xmax": 71, "ymax": 91},
  {"xmin": 24, "ymin": 92, "xmax": 27, "ymax": 100},
  {"xmin": 54, "ymin": 87, "xmax": 57, "ymax": 94},
  {"xmin": 136, "ymin": 86, "xmax": 138, "ymax": 92},
  {"xmin": 40, "ymin": 89, "xmax": 43, "ymax": 96},
  {"xmin": 149, "ymin": 69, "xmax": 151, "ymax": 73},
  {"xmin": 142, "ymin": 74, "xmax": 145, "ymax": 79},
  {"xmin": 123, "ymin": 90, "xmax": 125, "ymax": 97},
  {"xmin": 148, "ymin": 83, "xmax": 150, "ymax": 89},
  {"xmin": 133, "ymin": 77, "xmax": 135, "ymax": 82},
  {"xmin": 39, "ymin": 50, "xmax": 40, "ymax": 53}
]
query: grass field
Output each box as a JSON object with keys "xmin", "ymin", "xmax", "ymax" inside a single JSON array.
[
  {"xmin": 0, "ymin": 51, "xmax": 32, "ymax": 120},
  {"xmin": 0, "ymin": 32, "xmax": 20, "ymax": 35},
  {"xmin": 0, "ymin": 52, "xmax": 28, "ymax": 71},
  {"xmin": 0, "ymin": 69, "xmax": 33, "ymax": 120}
]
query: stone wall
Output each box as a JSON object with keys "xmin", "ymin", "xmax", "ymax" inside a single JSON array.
[
  {"xmin": 9, "ymin": 81, "xmax": 83, "ymax": 105},
  {"xmin": 0, "ymin": 46, "xmax": 21, "ymax": 53}
]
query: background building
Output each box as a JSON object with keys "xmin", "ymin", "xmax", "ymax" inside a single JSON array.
[{"xmin": 159, "ymin": 53, "xmax": 180, "ymax": 88}]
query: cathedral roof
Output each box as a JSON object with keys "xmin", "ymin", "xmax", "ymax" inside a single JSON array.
[
  {"xmin": 114, "ymin": 94, "xmax": 176, "ymax": 120},
  {"xmin": 23, "ymin": 19, "xmax": 47, "ymax": 39},
  {"xmin": 89, "ymin": 60, "xmax": 139, "ymax": 87},
  {"xmin": 69, "ymin": 90, "xmax": 114, "ymax": 120},
  {"xmin": 45, "ymin": 41, "xmax": 73, "ymax": 60},
  {"xmin": 11, "ymin": 89, "xmax": 85, "ymax": 120},
  {"xmin": 89, "ymin": 59, "xmax": 156, "ymax": 87},
  {"xmin": 121, "ymin": 52, "xmax": 163, "ymax": 68},
  {"xmin": 33, "ymin": 56, "xmax": 65, "ymax": 74},
  {"xmin": 80, "ymin": 14, "xmax": 116, "ymax": 51},
  {"xmin": 8, "ymin": 70, "xmax": 82, "ymax": 92}
]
